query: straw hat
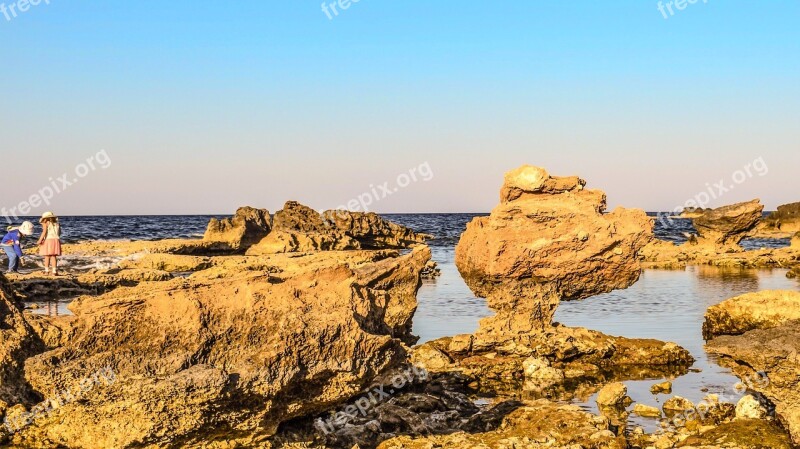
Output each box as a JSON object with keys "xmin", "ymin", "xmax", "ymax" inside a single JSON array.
[
  {"xmin": 39, "ymin": 211, "xmax": 57, "ymax": 223},
  {"xmin": 19, "ymin": 221, "xmax": 35, "ymax": 236}
]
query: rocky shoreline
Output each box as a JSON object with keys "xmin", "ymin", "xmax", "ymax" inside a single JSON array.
[{"xmin": 1, "ymin": 167, "xmax": 799, "ymax": 448}]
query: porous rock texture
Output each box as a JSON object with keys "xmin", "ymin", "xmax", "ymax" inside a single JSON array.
[
  {"xmin": 203, "ymin": 206, "xmax": 272, "ymax": 250},
  {"xmin": 456, "ymin": 164, "xmax": 653, "ymax": 336},
  {"xmin": 705, "ymin": 291, "xmax": 800, "ymax": 445},
  {"xmin": 10, "ymin": 246, "xmax": 431, "ymax": 448}
]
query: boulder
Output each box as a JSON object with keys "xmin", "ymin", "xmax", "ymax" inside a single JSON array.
[
  {"xmin": 499, "ymin": 165, "xmax": 586, "ymax": 203},
  {"xmin": 663, "ymin": 396, "xmax": 694, "ymax": 415},
  {"xmin": 692, "ymin": 200, "xmax": 764, "ymax": 247},
  {"xmin": 203, "ymin": 206, "xmax": 271, "ymax": 250},
  {"xmin": 736, "ymin": 395, "xmax": 767, "ymax": 420},
  {"xmin": 596, "ymin": 382, "xmax": 631, "ymax": 408},
  {"xmin": 650, "ymin": 381, "xmax": 672, "ymax": 394},
  {"xmin": 703, "ymin": 290, "xmax": 800, "ymax": 338},
  {"xmin": 456, "ymin": 165, "xmax": 653, "ymax": 336},
  {"xmin": 632, "ymin": 403, "xmax": 661, "ymax": 418},
  {"xmin": 15, "ymin": 247, "xmax": 431, "ymax": 448}
]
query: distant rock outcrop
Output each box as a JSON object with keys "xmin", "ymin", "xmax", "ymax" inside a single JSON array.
[
  {"xmin": 762, "ymin": 202, "xmax": 800, "ymax": 234},
  {"xmin": 455, "ymin": 165, "xmax": 653, "ymax": 336},
  {"xmin": 691, "ymin": 200, "xmax": 763, "ymax": 247},
  {"xmin": 203, "ymin": 206, "xmax": 271, "ymax": 250},
  {"xmin": 247, "ymin": 201, "xmax": 429, "ymax": 255}
]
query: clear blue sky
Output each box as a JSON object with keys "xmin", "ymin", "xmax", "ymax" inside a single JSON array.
[{"xmin": 1, "ymin": 1, "xmax": 798, "ymax": 215}]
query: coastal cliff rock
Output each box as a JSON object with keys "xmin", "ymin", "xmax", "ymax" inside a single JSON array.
[
  {"xmin": 0, "ymin": 274, "xmax": 42, "ymax": 412},
  {"xmin": 703, "ymin": 290, "xmax": 800, "ymax": 338},
  {"xmin": 12, "ymin": 247, "xmax": 431, "ymax": 448},
  {"xmin": 691, "ymin": 200, "xmax": 764, "ymax": 247},
  {"xmin": 203, "ymin": 206, "xmax": 271, "ymax": 250},
  {"xmin": 455, "ymin": 165, "xmax": 653, "ymax": 335}
]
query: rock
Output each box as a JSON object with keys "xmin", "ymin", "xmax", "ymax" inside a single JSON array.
[
  {"xmin": 0, "ymin": 273, "xmax": 43, "ymax": 408},
  {"xmin": 420, "ymin": 260, "xmax": 441, "ymax": 279},
  {"xmin": 521, "ymin": 357, "xmax": 565, "ymax": 391},
  {"xmin": 117, "ymin": 254, "xmax": 212, "ymax": 273},
  {"xmin": 703, "ymin": 290, "xmax": 800, "ymax": 338},
  {"xmin": 678, "ymin": 207, "xmax": 706, "ymax": 218},
  {"xmin": 596, "ymin": 382, "xmax": 631, "ymax": 408},
  {"xmin": 377, "ymin": 399, "xmax": 625, "ymax": 449},
  {"xmin": 762, "ymin": 202, "xmax": 800, "ymax": 235},
  {"xmin": 692, "ymin": 199, "xmax": 764, "ymax": 247},
  {"xmin": 203, "ymin": 206, "xmax": 271, "ymax": 250},
  {"xmin": 793, "ymin": 232, "xmax": 800, "ymax": 248},
  {"xmin": 633, "ymin": 403, "xmax": 662, "ymax": 418},
  {"xmin": 736, "ymin": 395, "xmax": 767, "ymax": 420},
  {"xmin": 499, "ymin": 165, "xmax": 586, "ymax": 203},
  {"xmin": 651, "ymin": 381, "xmax": 672, "ymax": 394},
  {"xmin": 678, "ymin": 419, "xmax": 794, "ymax": 449},
  {"xmin": 15, "ymin": 247, "xmax": 432, "ymax": 448},
  {"xmin": 789, "ymin": 264, "xmax": 800, "ymax": 279},
  {"xmin": 322, "ymin": 210, "xmax": 431, "ymax": 248},
  {"xmin": 456, "ymin": 165, "xmax": 653, "ymax": 336},
  {"xmin": 707, "ymin": 322, "xmax": 800, "ymax": 445},
  {"xmin": 663, "ymin": 396, "xmax": 695, "ymax": 415},
  {"xmin": 24, "ymin": 315, "xmax": 74, "ymax": 350},
  {"xmin": 247, "ymin": 202, "xmax": 429, "ymax": 255}
]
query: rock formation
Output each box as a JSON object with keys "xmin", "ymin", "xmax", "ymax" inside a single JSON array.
[
  {"xmin": 9, "ymin": 247, "xmax": 430, "ymax": 448},
  {"xmin": 762, "ymin": 201, "xmax": 800, "ymax": 235},
  {"xmin": 203, "ymin": 206, "xmax": 271, "ymax": 250},
  {"xmin": 704, "ymin": 290, "xmax": 800, "ymax": 445},
  {"xmin": 691, "ymin": 199, "xmax": 764, "ymax": 247},
  {"xmin": 703, "ymin": 290, "xmax": 800, "ymax": 338},
  {"xmin": 0, "ymin": 274, "xmax": 42, "ymax": 412},
  {"xmin": 456, "ymin": 165, "xmax": 653, "ymax": 336},
  {"xmin": 323, "ymin": 210, "xmax": 431, "ymax": 249},
  {"xmin": 377, "ymin": 399, "xmax": 625, "ymax": 449},
  {"xmin": 247, "ymin": 202, "xmax": 429, "ymax": 255}
]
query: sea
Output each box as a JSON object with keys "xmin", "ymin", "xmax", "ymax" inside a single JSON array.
[{"xmin": 3, "ymin": 213, "xmax": 798, "ymax": 432}]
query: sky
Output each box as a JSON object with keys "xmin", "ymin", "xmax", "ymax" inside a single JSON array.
[{"xmin": 1, "ymin": 0, "xmax": 798, "ymax": 216}]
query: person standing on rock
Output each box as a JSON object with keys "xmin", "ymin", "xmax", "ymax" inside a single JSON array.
[
  {"xmin": 2, "ymin": 221, "xmax": 35, "ymax": 273},
  {"xmin": 37, "ymin": 212, "xmax": 62, "ymax": 276}
]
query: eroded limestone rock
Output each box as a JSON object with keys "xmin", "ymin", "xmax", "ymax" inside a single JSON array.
[
  {"xmin": 13, "ymin": 247, "xmax": 431, "ymax": 448},
  {"xmin": 203, "ymin": 206, "xmax": 271, "ymax": 250},
  {"xmin": 703, "ymin": 290, "xmax": 800, "ymax": 338},
  {"xmin": 692, "ymin": 200, "xmax": 764, "ymax": 247},
  {"xmin": 456, "ymin": 165, "xmax": 653, "ymax": 336}
]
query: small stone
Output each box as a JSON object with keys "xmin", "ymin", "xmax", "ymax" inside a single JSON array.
[
  {"xmin": 448, "ymin": 334, "xmax": 473, "ymax": 354},
  {"xmin": 650, "ymin": 381, "xmax": 672, "ymax": 394},
  {"xmin": 663, "ymin": 396, "xmax": 695, "ymax": 414},
  {"xmin": 633, "ymin": 404, "xmax": 662, "ymax": 418},
  {"xmin": 736, "ymin": 394, "xmax": 768, "ymax": 419},
  {"xmin": 597, "ymin": 382, "xmax": 631, "ymax": 408},
  {"xmin": 522, "ymin": 357, "xmax": 565, "ymax": 391}
]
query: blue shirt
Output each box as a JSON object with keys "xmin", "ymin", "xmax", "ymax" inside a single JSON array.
[{"xmin": 1, "ymin": 229, "xmax": 24, "ymax": 257}]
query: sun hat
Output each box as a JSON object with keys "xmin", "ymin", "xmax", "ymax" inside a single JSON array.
[
  {"xmin": 40, "ymin": 211, "xmax": 57, "ymax": 223},
  {"xmin": 19, "ymin": 221, "xmax": 35, "ymax": 236}
]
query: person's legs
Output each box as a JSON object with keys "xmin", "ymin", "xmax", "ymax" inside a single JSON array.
[
  {"xmin": 3, "ymin": 246, "xmax": 19, "ymax": 272},
  {"xmin": 51, "ymin": 256, "xmax": 58, "ymax": 275},
  {"xmin": 42, "ymin": 255, "xmax": 50, "ymax": 274}
]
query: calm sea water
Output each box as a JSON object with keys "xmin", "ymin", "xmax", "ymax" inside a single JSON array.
[{"xmin": 6, "ymin": 213, "xmax": 797, "ymax": 432}]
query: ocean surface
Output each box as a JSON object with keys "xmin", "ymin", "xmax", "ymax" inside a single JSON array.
[{"xmin": 5, "ymin": 213, "xmax": 797, "ymax": 432}]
